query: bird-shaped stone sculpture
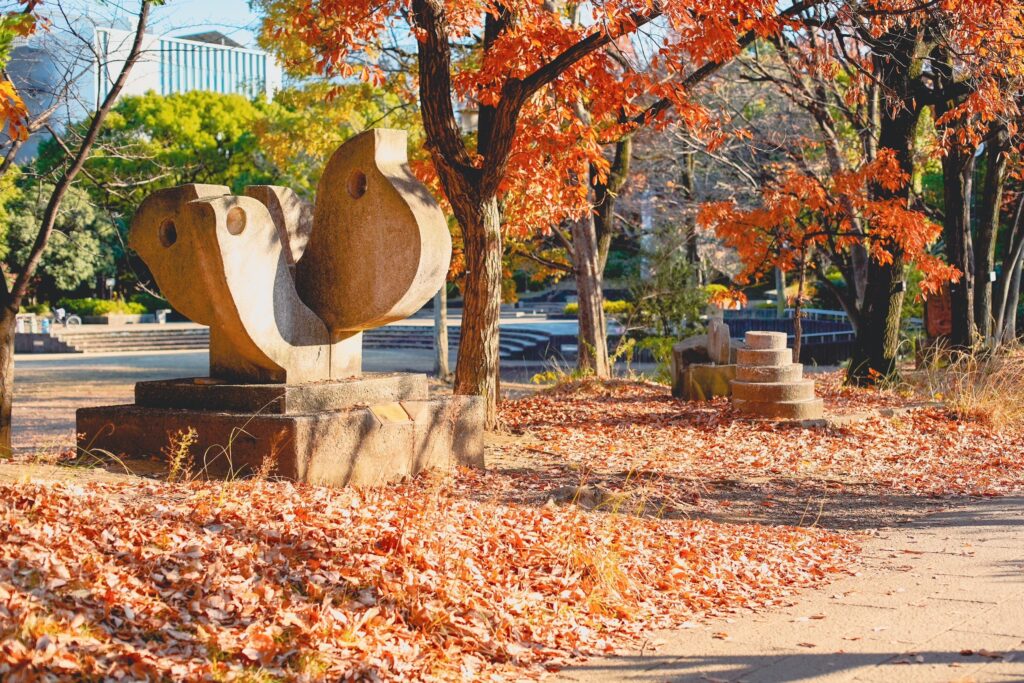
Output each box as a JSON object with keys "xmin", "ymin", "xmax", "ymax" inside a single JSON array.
[{"xmin": 129, "ymin": 129, "xmax": 451, "ymax": 384}]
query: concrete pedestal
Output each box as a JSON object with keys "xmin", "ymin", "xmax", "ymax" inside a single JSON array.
[
  {"xmin": 76, "ymin": 373, "xmax": 484, "ymax": 487},
  {"xmin": 679, "ymin": 363, "xmax": 736, "ymax": 401}
]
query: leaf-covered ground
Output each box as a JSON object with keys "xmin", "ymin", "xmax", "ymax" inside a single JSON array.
[
  {"xmin": 0, "ymin": 477, "xmax": 852, "ymax": 681},
  {"xmin": 489, "ymin": 374, "xmax": 1024, "ymax": 528},
  {"xmin": 4, "ymin": 373, "xmax": 1022, "ymax": 681}
]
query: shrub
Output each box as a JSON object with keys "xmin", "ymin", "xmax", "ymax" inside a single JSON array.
[
  {"xmin": 637, "ymin": 336, "xmax": 676, "ymax": 384},
  {"xmin": 562, "ymin": 300, "xmax": 630, "ymax": 316},
  {"xmin": 19, "ymin": 303, "xmax": 51, "ymax": 315},
  {"xmin": 129, "ymin": 292, "xmax": 170, "ymax": 313},
  {"xmin": 57, "ymin": 297, "xmax": 147, "ymax": 316}
]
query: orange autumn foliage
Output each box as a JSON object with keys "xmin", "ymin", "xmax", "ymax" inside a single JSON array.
[
  {"xmin": 259, "ymin": 0, "xmax": 813, "ymax": 237},
  {"xmin": 698, "ymin": 150, "xmax": 961, "ymax": 298}
]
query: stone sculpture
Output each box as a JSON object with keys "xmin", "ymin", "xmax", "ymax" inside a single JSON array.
[
  {"xmin": 670, "ymin": 315, "xmax": 737, "ymax": 401},
  {"xmin": 77, "ymin": 129, "xmax": 483, "ymax": 486},
  {"xmin": 707, "ymin": 317, "xmax": 733, "ymax": 365},
  {"xmin": 731, "ymin": 331, "xmax": 824, "ymax": 420}
]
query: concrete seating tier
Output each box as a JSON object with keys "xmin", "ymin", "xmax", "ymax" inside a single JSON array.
[{"xmin": 731, "ymin": 332, "xmax": 824, "ymax": 420}]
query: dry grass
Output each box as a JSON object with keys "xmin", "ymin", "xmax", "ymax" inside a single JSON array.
[{"xmin": 915, "ymin": 346, "xmax": 1024, "ymax": 430}]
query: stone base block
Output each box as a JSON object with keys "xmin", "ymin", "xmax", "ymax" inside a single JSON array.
[
  {"xmin": 732, "ymin": 397, "xmax": 824, "ymax": 420},
  {"xmin": 745, "ymin": 331, "xmax": 788, "ymax": 350},
  {"xmin": 135, "ymin": 373, "xmax": 428, "ymax": 414},
  {"xmin": 736, "ymin": 363, "xmax": 803, "ymax": 383},
  {"xmin": 679, "ymin": 363, "xmax": 736, "ymax": 401},
  {"xmin": 77, "ymin": 395, "xmax": 484, "ymax": 487},
  {"xmin": 736, "ymin": 347, "xmax": 793, "ymax": 367},
  {"xmin": 732, "ymin": 379, "xmax": 815, "ymax": 403}
]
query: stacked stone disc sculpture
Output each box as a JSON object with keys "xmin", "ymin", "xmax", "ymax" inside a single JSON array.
[{"xmin": 731, "ymin": 331, "xmax": 824, "ymax": 420}]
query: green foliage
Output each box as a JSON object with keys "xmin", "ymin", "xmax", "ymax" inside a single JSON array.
[
  {"xmin": 0, "ymin": 12, "xmax": 35, "ymax": 70},
  {"xmin": 256, "ymin": 83, "xmax": 422, "ymax": 197},
  {"xmin": 19, "ymin": 302, "xmax": 50, "ymax": 315},
  {"xmin": 57, "ymin": 298, "xmax": 146, "ymax": 316},
  {"xmin": 37, "ymin": 91, "xmax": 276, "ymax": 220},
  {"xmin": 2, "ymin": 180, "xmax": 116, "ymax": 295},
  {"xmin": 129, "ymin": 292, "xmax": 169, "ymax": 313},
  {"xmin": 636, "ymin": 336, "xmax": 677, "ymax": 384},
  {"xmin": 603, "ymin": 249, "xmax": 640, "ymax": 281},
  {"xmin": 562, "ymin": 300, "xmax": 630, "ymax": 316},
  {"xmin": 628, "ymin": 246, "xmax": 708, "ymax": 338}
]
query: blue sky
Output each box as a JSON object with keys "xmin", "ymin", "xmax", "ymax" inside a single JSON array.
[{"xmin": 81, "ymin": 0, "xmax": 263, "ymax": 47}]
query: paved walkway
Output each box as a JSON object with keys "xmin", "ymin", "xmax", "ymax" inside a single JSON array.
[{"xmin": 558, "ymin": 497, "xmax": 1024, "ymax": 682}]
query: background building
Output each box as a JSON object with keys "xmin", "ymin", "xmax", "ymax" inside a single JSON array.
[{"xmin": 6, "ymin": 21, "xmax": 282, "ymax": 160}]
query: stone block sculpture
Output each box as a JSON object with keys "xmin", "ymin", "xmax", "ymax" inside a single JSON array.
[
  {"xmin": 671, "ymin": 316, "xmax": 737, "ymax": 401},
  {"xmin": 77, "ymin": 130, "xmax": 484, "ymax": 486}
]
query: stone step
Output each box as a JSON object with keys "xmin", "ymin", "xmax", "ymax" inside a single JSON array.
[
  {"xmin": 736, "ymin": 363, "xmax": 803, "ymax": 383},
  {"xmin": 745, "ymin": 331, "xmax": 788, "ymax": 350},
  {"xmin": 733, "ymin": 397, "xmax": 824, "ymax": 420},
  {"xmin": 736, "ymin": 347, "xmax": 792, "ymax": 367},
  {"xmin": 731, "ymin": 379, "xmax": 816, "ymax": 403}
]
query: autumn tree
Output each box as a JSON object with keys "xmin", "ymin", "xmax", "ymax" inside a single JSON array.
[
  {"xmin": 0, "ymin": 1, "xmax": 156, "ymax": 455},
  {"xmin": 258, "ymin": 0, "xmax": 830, "ymax": 426},
  {"xmin": 700, "ymin": 152, "xmax": 960, "ymax": 364}
]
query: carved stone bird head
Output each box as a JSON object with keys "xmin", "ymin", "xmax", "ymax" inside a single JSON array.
[{"xmin": 129, "ymin": 129, "xmax": 451, "ymax": 384}]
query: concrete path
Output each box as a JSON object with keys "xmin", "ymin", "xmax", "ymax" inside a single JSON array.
[{"xmin": 558, "ymin": 498, "xmax": 1024, "ymax": 682}]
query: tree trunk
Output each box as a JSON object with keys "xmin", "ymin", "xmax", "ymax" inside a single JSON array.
[
  {"xmin": 593, "ymin": 137, "xmax": 632, "ymax": 274},
  {"xmin": 0, "ymin": 311, "xmax": 13, "ymax": 457},
  {"xmin": 793, "ymin": 252, "xmax": 807, "ymax": 363},
  {"xmin": 1003, "ymin": 256, "xmax": 1022, "ymax": 343},
  {"xmin": 995, "ymin": 197, "xmax": 1024, "ymax": 345},
  {"xmin": 433, "ymin": 285, "xmax": 451, "ymax": 381},
  {"xmin": 452, "ymin": 195, "xmax": 503, "ymax": 429},
  {"xmin": 775, "ymin": 267, "xmax": 787, "ymax": 318},
  {"xmin": 571, "ymin": 213, "xmax": 610, "ymax": 377},
  {"xmin": 848, "ymin": 256, "xmax": 905, "ymax": 384},
  {"xmin": 679, "ymin": 151, "xmax": 701, "ymax": 278},
  {"xmin": 941, "ymin": 145, "xmax": 977, "ymax": 348},
  {"xmin": 974, "ymin": 124, "xmax": 1008, "ymax": 344},
  {"xmin": 846, "ymin": 23, "xmax": 919, "ymax": 385}
]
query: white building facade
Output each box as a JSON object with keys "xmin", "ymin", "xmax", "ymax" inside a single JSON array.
[{"xmin": 93, "ymin": 28, "xmax": 281, "ymax": 107}]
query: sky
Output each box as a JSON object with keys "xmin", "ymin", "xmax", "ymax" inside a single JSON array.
[{"xmin": 80, "ymin": 0, "xmax": 264, "ymax": 47}]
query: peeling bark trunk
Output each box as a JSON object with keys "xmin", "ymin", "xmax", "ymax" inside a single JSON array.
[
  {"xmin": 995, "ymin": 197, "xmax": 1024, "ymax": 346},
  {"xmin": 1004, "ymin": 261, "xmax": 1022, "ymax": 342},
  {"xmin": 571, "ymin": 213, "xmax": 610, "ymax": 377}
]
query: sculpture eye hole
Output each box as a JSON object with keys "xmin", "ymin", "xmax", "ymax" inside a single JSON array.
[
  {"xmin": 159, "ymin": 219, "xmax": 177, "ymax": 247},
  {"xmin": 347, "ymin": 170, "xmax": 367, "ymax": 199},
  {"xmin": 226, "ymin": 206, "xmax": 247, "ymax": 235}
]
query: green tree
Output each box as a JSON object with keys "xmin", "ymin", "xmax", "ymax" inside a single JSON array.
[
  {"xmin": 37, "ymin": 90, "xmax": 275, "ymax": 220},
  {"xmin": 256, "ymin": 82, "xmax": 421, "ymax": 197},
  {"xmin": 2, "ymin": 181, "xmax": 115, "ymax": 300}
]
